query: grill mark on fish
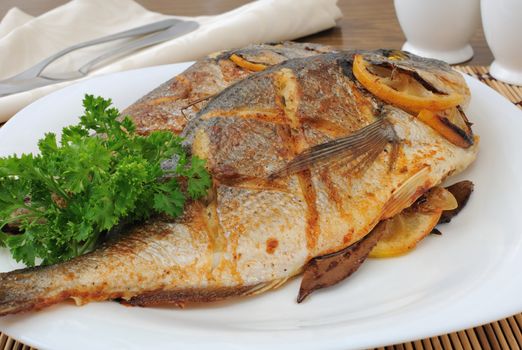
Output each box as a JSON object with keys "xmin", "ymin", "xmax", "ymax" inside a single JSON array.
[
  {"xmin": 144, "ymin": 96, "xmax": 188, "ymax": 106},
  {"xmin": 218, "ymin": 177, "xmax": 289, "ymax": 192},
  {"xmin": 212, "ymin": 220, "xmax": 241, "ymax": 284},
  {"xmin": 183, "ymin": 202, "xmax": 215, "ymax": 284},
  {"xmin": 195, "ymin": 182, "xmax": 230, "ymax": 283},
  {"xmin": 231, "ymin": 53, "xmax": 280, "ymax": 66},
  {"xmin": 298, "ymin": 171, "xmax": 320, "ymax": 253},
  {"xmin": 277, "ymin": 122, "xmax": 321, "ymax": 253},
  {"xmin": 201, "ymin": 199, "xmax": 219, "ymax": 282},
  {"xmin": 200, "ymin": 108, "xmax": 286, "ymax": 124},
  {"xmin": 301, "ymin": 118, "xmax": 352, "ymax": 138},
  {"xmin": 213, "ymin": 189, "xmax": 244, "ymax": 285},
  {"xmin": 318, "ymin": 168, "xmax": 350, "ymax": 221},
  {"xmin": 273, "ymin": 68, "xmax": 321, "ymax": 253},
  {"xmin": 274, "ymin": 68, "xmax": 300, "ymax": 128},
  {"xmin": 228, "ymin": 225, "xmax": 243, "ymax": 284}
]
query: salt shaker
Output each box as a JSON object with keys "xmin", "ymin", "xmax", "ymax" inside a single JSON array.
[
  {"xmin": 394, "ymin": 0, "xmax": 480, "ymax": 64},
  {"xmin": 481, "ymin": 0, "xmax": 522, "ymax": 86}
]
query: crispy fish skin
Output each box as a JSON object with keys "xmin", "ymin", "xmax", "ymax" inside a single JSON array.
[
  {"xmin": 122, "ymin": 42, "xmax": 334, "ymax": 135},
  {"xmin": 0, "ymin": 48, "xmax": 477, "ymax": 316}
]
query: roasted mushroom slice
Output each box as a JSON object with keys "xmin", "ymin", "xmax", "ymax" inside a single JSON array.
[
  {"xmin": 297, "ymin": 222, "xmax": 388, "ymax": 303},
  {"xmin": 439, "ymin": 180, "xmax": 474, "ymax": 224}
]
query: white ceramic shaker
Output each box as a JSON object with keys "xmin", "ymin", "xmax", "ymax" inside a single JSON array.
[
  {"xmin": 481, "ymin": 0, "xmax": 522, "ymax": 86},
  {"xmin": 394, "ymin": 0, "xmax": 480, "ymax": 64}
]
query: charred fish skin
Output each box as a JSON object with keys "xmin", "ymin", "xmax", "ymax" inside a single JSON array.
[
  {"xmin": 0, "ymin": 47, "xmax": 478, "ymax": 316},
  {"xmin": 122, "ymin": 42, "xmax": 335, "ymax": 136}
]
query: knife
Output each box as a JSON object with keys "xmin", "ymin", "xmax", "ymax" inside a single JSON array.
[{"xmin": 0, "ymin": 19, "xmax": 199, "ymax": 97}]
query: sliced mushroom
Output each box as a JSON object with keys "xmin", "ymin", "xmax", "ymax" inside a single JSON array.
[
  {"xmin": 297, "ymin": 224, "xmax": 388, "ymax": 303},
  {"xmin": 439, "ymin": 180, "xmax": 474, "ymax": 224}
]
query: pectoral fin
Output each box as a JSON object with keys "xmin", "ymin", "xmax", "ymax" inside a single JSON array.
[{"xmin": 269, "ymin": 118, "xmax": 398, "ymax": 179}]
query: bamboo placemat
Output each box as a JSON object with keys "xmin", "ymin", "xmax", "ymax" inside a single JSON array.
[{"xmin": 1, "ymin": 65, "xmax": 521, "ymax": 350}]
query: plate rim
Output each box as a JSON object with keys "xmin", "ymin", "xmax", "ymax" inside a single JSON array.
[{"xmin": 1, "ymin": 64, "xmax": 522, "ymax": 350}]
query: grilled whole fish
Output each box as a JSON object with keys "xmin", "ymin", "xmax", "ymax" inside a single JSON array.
[{"xmin": 0, "ymin": 46, "xmax": 478, "ymax": 316}]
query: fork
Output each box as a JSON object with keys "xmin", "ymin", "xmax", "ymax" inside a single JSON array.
[{"xmin": 0, "ymin": 18, "xmax": 199, "ymax": 97}]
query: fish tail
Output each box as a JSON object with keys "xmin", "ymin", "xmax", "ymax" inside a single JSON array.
[{"xmin": 0, "ymin": 266, "xmax": 60, "ymax": 316}]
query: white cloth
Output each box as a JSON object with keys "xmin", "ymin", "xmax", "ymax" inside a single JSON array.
[{"xmin": 0, "ymin": 0, "xmax": 342, "ymax": 122}]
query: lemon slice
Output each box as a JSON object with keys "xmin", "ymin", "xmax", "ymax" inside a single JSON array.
[
  {"xmin": 352, "ymin": 54, "xmax": 463, "ymax": 113},
  {"xmin": 230, "ymin": 54, "xmax": 267, "ymax": 72},
  {"xmin": 370, "ymin": 187, "xmax": 457, "ymax": 258}
]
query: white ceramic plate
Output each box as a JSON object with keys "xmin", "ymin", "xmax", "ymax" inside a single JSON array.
[{"xmin": 0, "ymin": 63, "xmax": 522, "ymax": 350}]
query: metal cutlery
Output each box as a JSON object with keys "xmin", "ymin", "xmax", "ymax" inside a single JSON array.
[{"xmin": 0, "ymin": 18, "xmax": 199, "ymax": 97}]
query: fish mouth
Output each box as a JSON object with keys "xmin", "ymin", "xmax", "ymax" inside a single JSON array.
[{"xmin": 352, "ymin": 51, "xmax": 474, "ymax": 148}]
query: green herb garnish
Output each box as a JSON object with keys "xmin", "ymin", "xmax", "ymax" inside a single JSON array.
[{"xmin": 0, "ymin": 95, "xmax": 211, "ymax": 266}]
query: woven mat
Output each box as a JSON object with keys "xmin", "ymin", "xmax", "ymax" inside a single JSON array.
[{"xmin": 1, "ymin": 65, "xmax": 521, "ymax": 350}]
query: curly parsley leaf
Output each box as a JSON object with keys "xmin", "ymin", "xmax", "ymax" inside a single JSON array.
[{"xmin": 0, "ymin": 95, "xmax": 211, "ymax": 266}]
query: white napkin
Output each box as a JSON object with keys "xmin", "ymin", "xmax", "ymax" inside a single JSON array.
[{"xmin": 0, "ymin": 0, "xmax": 342, "ymax": 123}]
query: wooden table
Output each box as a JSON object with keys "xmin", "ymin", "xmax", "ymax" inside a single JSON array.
[
  {"xmin": 0, "ymin": 0, "xmax": 493, "ymax": 66},
  {"xmin": 1, "ymin": 1, "xmax": 514, "ymax": 350}
]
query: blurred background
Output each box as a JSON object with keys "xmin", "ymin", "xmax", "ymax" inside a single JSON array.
[{"xmin": 0, "ymin": 0, "xmax": 493, "ymax": 65}]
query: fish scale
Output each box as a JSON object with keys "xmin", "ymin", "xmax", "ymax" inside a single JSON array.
[{"xmin": 0, "ymin": 44, "xmax": 478, "ymax": 315}]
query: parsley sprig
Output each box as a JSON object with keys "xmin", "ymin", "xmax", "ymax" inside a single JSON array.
[{"xmin": 0, "ymin": 95, "xmax": 211, "ymax": 266}]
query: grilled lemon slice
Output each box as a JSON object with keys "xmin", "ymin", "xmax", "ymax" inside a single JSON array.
[
  {"xmin": 230, "ymin": 54, "xmax": 268, "ymax": 72},
  {"xmin": 352, "ymin": 54, "xmax": 463, "ymax": 113},
  {"xmin": 370, "ymin": 187, "xmax": 457, "ymax": 258},
  {"xmin": 417, "ymin": 108, "xmax": 474, "ymax": 148}
]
